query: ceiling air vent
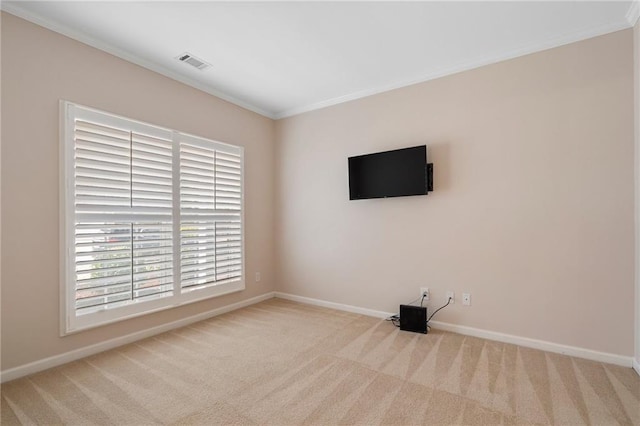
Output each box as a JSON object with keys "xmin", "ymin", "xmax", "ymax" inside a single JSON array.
[{"xmin": 177, "ymin": 52, "xmax": 210, "ymax": 70}]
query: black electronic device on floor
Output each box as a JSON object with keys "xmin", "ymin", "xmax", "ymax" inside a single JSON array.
[{"xmin": 399, "ymin": 304, "xmax": 427, "ymax": 334}]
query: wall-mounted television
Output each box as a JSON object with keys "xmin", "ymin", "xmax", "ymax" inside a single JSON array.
[{"xmin": 348, "ymin": 145, "xmax": 433, "ymax": 200}]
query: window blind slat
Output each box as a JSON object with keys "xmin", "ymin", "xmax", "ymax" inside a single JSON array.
[
  {"xmin": 76, "ymin": 157, "xmax": 130, "ymax": 174},
  {"xmin": 76, "ymin": 148, "xmax": 130, "ymax": 165},
  {"xmin": 76, "ymin": 185, "xmax": 131, "ymax": 198},
  {"xmin": 181, "ymin": 182, "xmax": 217, "ymax": 191},
  {"xmin": 75, "ymin": 130, "xmax": 129, "ymax": 149},
  {"xmin": 76, "ymin": 282, "xmax": 131, "ymax": 296},
  {"xmin": 76, "ymin": 167, "xmax": 130, "ymax": 182}
]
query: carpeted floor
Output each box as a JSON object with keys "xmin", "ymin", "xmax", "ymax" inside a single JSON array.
[{"xmin": 1, "ymin": 298, "xmax": 639, "ymax": 425}]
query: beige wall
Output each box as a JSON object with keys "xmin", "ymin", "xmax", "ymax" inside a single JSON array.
[
  {"xmin": 635, "ymin": 19, "xmax": 640, "ymax": 367},
  {"xmin": 275, "ymin": 29, "xmax": 635, "ymax": 356},
  {"xmin": 0, "ymin": 13, "xmax": 276, "ymax": 371},
  {"xmin": 1, "ymin": 10, "xmax": 637, "ymax": 373}
]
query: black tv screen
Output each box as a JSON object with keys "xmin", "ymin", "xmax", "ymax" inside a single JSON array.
[{"xmin": 348, "ymin": 145, "xmax": 430, "ymax": 200}]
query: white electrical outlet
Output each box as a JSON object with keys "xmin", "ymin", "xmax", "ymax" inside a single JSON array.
[
  {"xmin": 446, "ymin": 291, "xmax": 455, "ymax": 304},
  {"xmin": 462, "ymin": 293, "xmax": 471, "ymax": 306},
  {"xmin": 420, "ymin": 287, "xmax": 430, "ymax": 301},
  {"xmin": 255, "ymin": 272, "xmax": 261, "ymax": 282}
]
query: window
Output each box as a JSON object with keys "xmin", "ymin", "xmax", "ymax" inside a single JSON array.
[{"xmin": 60, "ymin": 101, "xmax": 244, "ymax": 334}]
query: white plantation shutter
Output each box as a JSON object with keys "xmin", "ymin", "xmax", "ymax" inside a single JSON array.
[
  {"xmin": 179, "ymin": 137, "xmax": 243, "ymax": 292},
  {"xmin": 72, "ymin": 111, "xmax": 175, "ymax": 315},
  {"xmin": 62, "ymin": 102, "xmax": 244, "ymax": 333},
  {"xmin": 74, "ymin": 222, "xmax": 174, "ymax": 314}
]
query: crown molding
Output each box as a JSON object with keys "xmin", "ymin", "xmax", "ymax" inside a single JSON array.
[
  {"xmin": 274, "ymin": 18, "xmax": 632, "ymax": 119},
  {"xmin": 1, "ymin": 2, "xmax": 634, "ymax": 121},
  {"xmin": 627, "ymin": 0, "xmax": 640, "ymax": 26},
  {"xmin": 0, "ymin": 3, "xmax": 277, "ymax": 119}
]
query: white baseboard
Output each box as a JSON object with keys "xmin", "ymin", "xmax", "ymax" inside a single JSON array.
[
  {"xmin": 3, "ymin": 291, "xmax": 634, "ymax": 383},
  {"xmin": 1, "ymin": 292, "xmax": 275, "ymax": 383},
  {"xmin": 274, "ymin": 292, "xmax": 392, "ymax": 319},
  {"xmin": 427, "ymin": 320, "xmax": 633, "ymax": 368},
  {"xmin": 274, "ymin": 292, "xmax": 634, "ymax": 368}
]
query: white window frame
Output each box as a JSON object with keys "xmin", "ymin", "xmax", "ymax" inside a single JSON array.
[{"xmin": 59, "ymin": 101, "xmax": 245, "ymax": 335}]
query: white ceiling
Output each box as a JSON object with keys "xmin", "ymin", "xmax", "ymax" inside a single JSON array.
[{"xmin": 3, "ymin": 1, "xmax": 639, "ymax": 119}]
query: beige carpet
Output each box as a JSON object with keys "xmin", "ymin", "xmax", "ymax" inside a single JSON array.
[{"xmin": 1, "ymin": 298, "xmax": 639, "ymax": 425}]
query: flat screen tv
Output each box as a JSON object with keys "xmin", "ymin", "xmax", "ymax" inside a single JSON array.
[{"xmin": 348, "ymin": 145, "xmax": 432, "ymax": 200}]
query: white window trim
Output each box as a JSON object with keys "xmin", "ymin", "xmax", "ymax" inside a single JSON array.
[{"xmin": 59, "ymin": 101, "xmax": 245, "ymax": 335}]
